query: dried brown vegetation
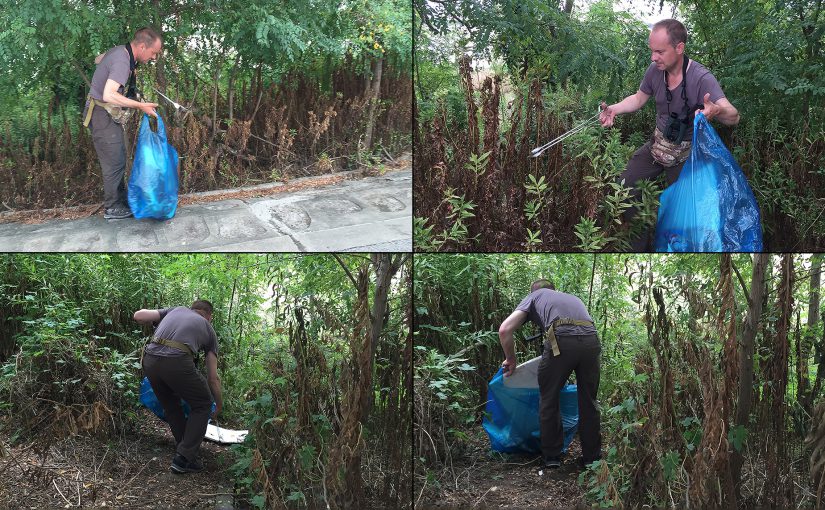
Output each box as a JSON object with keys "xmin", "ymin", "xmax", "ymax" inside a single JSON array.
[{"xmin": 0, "ymin": 70, "xmax": 411, "ymax": 211}]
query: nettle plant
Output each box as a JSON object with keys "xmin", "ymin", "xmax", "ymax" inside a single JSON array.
[
  {"xmin": 464, "ymin": 151, "xmax": 491, "ymax": 186},
  {"xmin": 573, "ymin": 129, "xmax": 660, "ymax": 250},
  {"xmin": 412, "ymin": 188, "xmax": 478, "ymax": 251},
  {"xmin": 523, "ymin": 173, "xmax": 548, "ymax": 251},
  {"xmin": 435, "ymin": 187, "xmax": 478, "ymax": 250}
]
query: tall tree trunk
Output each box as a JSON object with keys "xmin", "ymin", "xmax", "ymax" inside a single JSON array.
[
  {"xmin": 228, "ymin": 54, "xmax": 241, "ymax": 123},
  {"xmin": 152, "ymin": 0, "xmax": 167, "ymax": 93},
  {"xmin": 731, "ymin": 253, "xmax": 770, "ymax": 499},
  {"xmin": 765, "ymin": 254, "xmax": 795, "ymax": 508},
  {"xmin": 325, "ymin": 254, "xmax": 405, "ymax": 509},
  {"xmin": 366, "ymin": 253, "xmax": 405, "ymax": 414},
  {"xmin": 363, "ymin": 57, "xmax": 384, "ymax": 152},
  {"xmin": 211, "ymin": 61, "xmax": 222, "ymax": 139},
  {"xmin": 803, "ymin": 254, "xmax": 823, "ymax": 412},
  {"xmin": 564, "ymin": 0, "xmax": 574, "ymax": 15}
]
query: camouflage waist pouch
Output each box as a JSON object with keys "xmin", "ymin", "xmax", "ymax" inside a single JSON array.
[
  {"xmin": 651, "ymin": 127, "xmax": 692, "ymax": 167},
  {"xmin": 82, "ymin": 95, "xmax": 134, "ymax": 127}
]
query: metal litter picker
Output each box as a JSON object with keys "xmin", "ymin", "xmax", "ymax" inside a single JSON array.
[{"xmin": 529, "ymin": 104, "xmax": 604, "ymax": 158}]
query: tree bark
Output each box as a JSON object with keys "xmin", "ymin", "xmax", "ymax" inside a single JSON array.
[
  {"xmin": 363, "ymin": 57, "xmax": 384, "ymax": 152},
  {"xmin": 807, "ymin": 254, "xmax": 824, "ymax": 408},
  {"xmin": 152, "ymin": 0, "xmax": 167, "ymax": 93},
  {"xmin": 366, "ymin": 253, "xmax": 405, "ymax": 413},
  {"xmin": 765, "ymin": 254, "xmax": 795, "ymax": 508},
  {"xmin": 228, "ymin": 54, "xmax": 241, "ymax": 123},
  {"xmin": 731, "ymin": 253, "xmax": 769, "ymax": 498},
  {"xmin": 211, "ymin": 60, "xmax": 222, "ymax": 139},
  {"xmin": 803, "ymin": 255, "xmax": 822, "ymax": 406},
  {"xmin": 325, "ymin": 254, "xmax": 405, "ymax": 508}
]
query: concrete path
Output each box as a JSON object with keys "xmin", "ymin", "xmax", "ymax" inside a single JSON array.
[{"xmin": 0, "ymin": 167, "xmax": 411, "ymax": 252}]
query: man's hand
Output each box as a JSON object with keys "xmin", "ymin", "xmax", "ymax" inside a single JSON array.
[
  {"xmin": 697, "ymin": 93, "xmax": 719, "ymax": 121},
  {"xmin": 501, "ymin": 357, "xmax": 518, "ymax": 377},
  {"xmin": 499, "ymin": 310, "xmax": 527, "ymax": 376},
  {"xmin": 138, "ymin": 102, "xmax": 159, "ymax": 118},
  {"xmin": 599, "ymin": 102, "xmax": 617, "ymax": 128}
]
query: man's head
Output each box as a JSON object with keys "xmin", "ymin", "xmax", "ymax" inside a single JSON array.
[
  {"xmin": 649, "ymin": 19, "xmax": 687, "ymax": 72},
  {"xmin": 191, "ymin": 299, "xmax": 213, "ymax": 322},
  {"xmin": 131, "ymin": 27, "xmax": 162, "ymax": 63},
  {"xmin": 530, "ymin": 279, "xmax": 555, "ymax": 293}
]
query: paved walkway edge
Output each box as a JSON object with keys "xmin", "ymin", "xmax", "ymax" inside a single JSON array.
[{"xmin": 0, "ymin": 168, "xmax": 375, "ymax": 220}]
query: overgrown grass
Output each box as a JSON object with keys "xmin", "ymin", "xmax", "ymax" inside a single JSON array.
[{"xmin": 413, "ymin": 62, "xmax": 825, "ymax": 251}]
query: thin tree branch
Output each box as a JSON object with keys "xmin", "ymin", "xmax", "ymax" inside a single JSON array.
[
  {"xmin": 731, "ymin": 259, "xmax": 753, "ymax": 308},
  {"xmin": 332, "ymin": 254, "xmax": 358, "ymax": 288}
]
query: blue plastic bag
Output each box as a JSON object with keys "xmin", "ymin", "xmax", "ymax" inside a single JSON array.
[
  {"xmin": 654, "ymin": 112, "xmax": 762, "ymax": 252},
  {"xmin": 139, "ymin": 376, "xmax": 215, "ymax": 421},
  {"xmin": 128, "ymin": 114, "xmax": 179, "ymax": 220},
  {"xmin": 482, "ymin": 367, "xmax": 579, "ymax": 454}
]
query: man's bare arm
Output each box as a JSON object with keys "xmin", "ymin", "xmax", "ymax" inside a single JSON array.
[
  {"xmin": 611, "ymin": 90, "xmax": 651, "ymax": 115},
  {"xmin": 206, "ymin": 351, "xmax": 223, "ymax": 417},
  {"xmin": 498, "ymin": 310, "xmax": 528, "ymax": 376},
  {"xmin": 600, "ymin": 90, "xmax": 651, "ymax": 127},
  {"xmin": 699, "ymin": 95, "xmax": 739, "ymax": 126},
  {"xmin": 133, "ymin": 309, "xmax": 161, "ymax": 323},
  {"xmin": 101, "ymin": 79, "xmax": 158, "ymax": 116}
]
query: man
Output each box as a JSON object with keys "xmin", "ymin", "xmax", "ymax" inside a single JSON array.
[
  {"xmin": 599, "ymin": 19, "xmax": 740, "ymax": 250},
  {"xmin": 498, "ymin": 279, "xmax": 601, "ymax": 470},
  {"xmin": 83, "ymin": 27, "xmax": 161, "ymax": 219},
  {"xmin": 134, "ymin": 300, "xmax": 223, "ymax": 474}
]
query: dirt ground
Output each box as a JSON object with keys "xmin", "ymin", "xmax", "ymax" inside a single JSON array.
[
  {"xmin": 0, "ymin": 409, "xmax": 247, "ymax": 509},
  {"xmin": 417, "ymin": 432, "xmax": 587, "ymax": 510}
]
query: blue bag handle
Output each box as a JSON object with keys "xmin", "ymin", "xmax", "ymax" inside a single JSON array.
[
  {"xmin": 692, "ymin": 111, "xmax": 705, "ymax": 143},
  {"xmin": 139, "ymin": 113, "xmax": 168, "ymax": 143}
]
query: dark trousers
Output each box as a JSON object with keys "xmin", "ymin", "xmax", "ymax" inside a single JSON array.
[
  {"xmin": 620, "ymin": 141, "xmax": 687, "ymax": 251},
  {"xmin": 88, "ymin": 106, "xmax": 128, "ymax": 210},
  {"xmin": 537, "ymin": 334, "xmax": 601, "ymax": 462},
  {"xmin": 142, "ymin": 353, "xmax": 213, "ymax": 462}
]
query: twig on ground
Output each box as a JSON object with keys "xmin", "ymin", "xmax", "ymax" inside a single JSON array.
[
  {"xmin": 53, "ymin": 479, "xmax": 72, "ymax": 506},
  {"xmin": 94, "ymin": 445, "xmax": 109, "ymax": 481},
  {"xmin": 0, "ymin": 442, "xmax": 36, "ymax": 477},
  {"xmin": 87, "ymin": 204, "xmax": 103, "ymax": 217},
  {"xmin": 113, "ymin": 456, "xmax": 156, "ymax": 498},
  {"xmin": 503, "ymin": 457, "xmax": 541, "ymax": 466},
  {"xmin": 472, "ymin": 485, "xmax": 497, "ymax": 508},
  {"xmin": 415, "ymin": 476, "xmax": 427, "ymax": 508}
]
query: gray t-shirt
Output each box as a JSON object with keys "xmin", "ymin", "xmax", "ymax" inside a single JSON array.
[
  {"xmin": 89, "ymin": 45, "xmax": 132, "ymax": 101},
  {"xmin": 145, "ymin": 307, "xmax": 219, "ymax": 357},
  {"xmin": 515, "ymin": 289, "xmax": 597, "ymax": 336},
  {"xmin": 640, "ymin": 58, "xmax": 725, "ymax": 138}
]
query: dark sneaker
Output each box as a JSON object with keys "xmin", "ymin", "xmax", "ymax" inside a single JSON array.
[
  {"xmin": 543, "ymin": 456, "xmax": 561, "ymax": 469},
  {"xmin": 104, "ymin": 207, "xmax": 133, "ymax": 219},
  {"xmin": 171, "ymin": 454, "xmax": 203, "ymax": 474}
]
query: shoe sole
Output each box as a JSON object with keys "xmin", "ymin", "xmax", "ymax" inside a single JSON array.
[{"xmin": 170, "ymin": 464, "xmax": 203, "ymax": 474}]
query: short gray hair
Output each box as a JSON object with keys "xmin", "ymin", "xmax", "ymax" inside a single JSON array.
[
  {"xmin": 652, "ymin": 19, "xmax": 687, "ymax": 47},
  {"xmin": 132, "ymin": 27, "xmax": 162, "ymax": 47},
  {"xmin": 530, "ymin": 279, "xmax": 555, "ymax": 292}
]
